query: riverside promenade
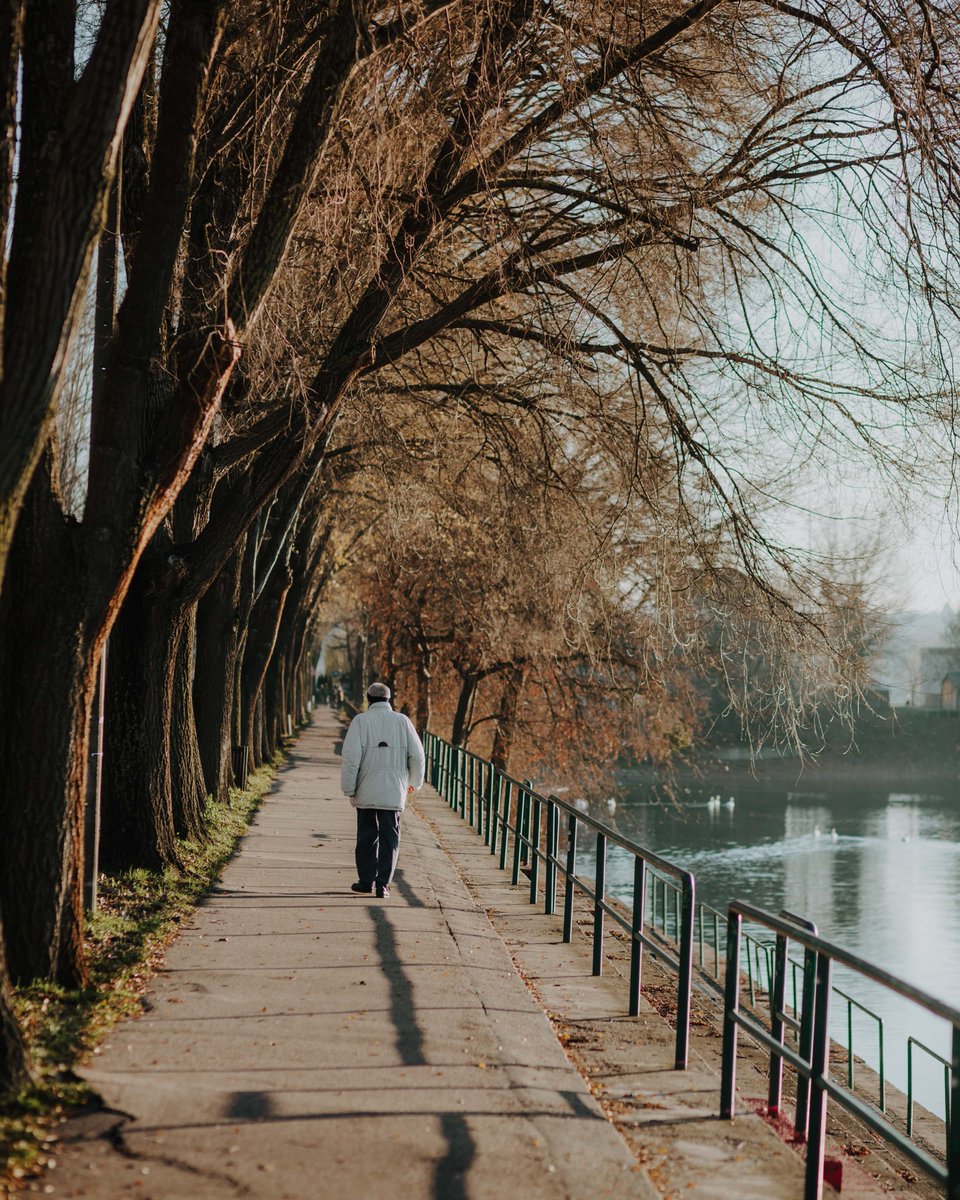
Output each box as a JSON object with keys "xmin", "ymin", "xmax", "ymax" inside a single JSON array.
[
  {"xmin": 48, "ymin": 712, "xmax": 924, "ymax": 1200},
  {"xmin": 48, "ymin": 712, "xmax": 656, "ymax": 1199}
]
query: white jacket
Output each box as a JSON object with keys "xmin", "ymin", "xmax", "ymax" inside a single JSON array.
[{"xmin": 340, "ymin": 702, "xmax": 425, "ymax": 810}]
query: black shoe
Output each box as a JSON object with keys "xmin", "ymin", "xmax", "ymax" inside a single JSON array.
[
  {"xmin": 351, "ymin": 881, "xmax": 373, "ymax": 893},
  {"xmin": 375, "ymin": 884, "xmax": 391, "ymax": 898}
]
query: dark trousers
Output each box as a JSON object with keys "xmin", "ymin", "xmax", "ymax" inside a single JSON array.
[{"xmin": 355, "ymin": 809, "xmax": 402, "ymax": 887}]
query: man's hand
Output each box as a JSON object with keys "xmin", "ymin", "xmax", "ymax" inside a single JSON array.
[{"xmin": 407, "ymin": 785, "xmax": 414, "ymax": 794}]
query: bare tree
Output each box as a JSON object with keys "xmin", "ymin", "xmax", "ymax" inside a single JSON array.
[
  {"xmin": 0, "ymin": 0, "xmax": 162, "ymax": 591},
  {"xmin": 0, "ymin": 0, "xmax": 394, "ymax": 982},
  {"xmin": 4, "ymin": 0, "xmax": 960, "ymax": 994}
]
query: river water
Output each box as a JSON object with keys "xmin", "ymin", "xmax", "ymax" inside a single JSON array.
[{"xmin": 592, "ymin": 776, "xmax": 960, "ymax": 1119}]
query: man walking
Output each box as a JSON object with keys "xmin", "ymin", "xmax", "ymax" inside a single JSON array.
[{"xmin": 340, "ymin": 682, "xmax": 425, "ymax": 898}]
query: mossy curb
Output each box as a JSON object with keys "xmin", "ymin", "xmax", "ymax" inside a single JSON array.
[{"xmin": 0, "ymin": 761, "xmax": 279, "ymax": 1194}]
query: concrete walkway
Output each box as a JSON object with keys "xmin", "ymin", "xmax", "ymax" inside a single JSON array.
[{"xmin": 51, "ymin": 712, "xmax": 655, "ymax": 1200}]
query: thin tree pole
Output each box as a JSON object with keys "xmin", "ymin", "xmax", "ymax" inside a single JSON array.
[{"xmin": 84, "ymin": 166, "xmax": 120, "ymax": 913}]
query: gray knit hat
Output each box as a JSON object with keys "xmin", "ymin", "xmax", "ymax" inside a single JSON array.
[{"xmin": 366, "ymin": 681, "xmax": 391, "ymax": 701}]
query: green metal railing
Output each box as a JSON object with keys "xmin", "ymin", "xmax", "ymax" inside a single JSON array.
[
  {"xmin": 425, "ymin": 732, "xmax": 696, "ymax": 1069},
  {"xmin": 721, "ymin": 903, "xmax": 960, "ymax": 1200},
  {"xmin": 910, "ymin": 1037, "xmax": 954, "ymax": 1142},
  {"xmin": 637, "ymin": 850, "xmax": 892, "ymax": 1116},
  {"xmin": 425, "ymin": 732, "xmax": 954, "ymax": 1188}
]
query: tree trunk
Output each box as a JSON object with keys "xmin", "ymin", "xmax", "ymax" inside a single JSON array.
[
  {"xmin": 415, "ymin": 637, "xmax": 432, "ymax": 737},
  {"xmin": 263, "ymin": 648, "xmax": 284, "ymax": 760},
  {"xmin": 194, "ymin": 544, "xmax": 242, "ymax": 800},
  {"xmin": 0, "ymin": 0, "xmax": 162, "ymax": 597},
  {"xmin": 268, "ymin": 565, "xmax": 309, "ymax": 741},
  {"xmin": 254, "ymin": 692, "xmax": 265, "ymax": 766},
  {"xmin": 380, "ymin": 624, "xmax": 398, "ymax": 698},
  {"xmin": 451, "ymin": 671, "xmax": 478, "ymax": 746},
  {"xmin": 491, "ymin": 665, "xmax": 527, "ymax": 772},
  {"xmin": 100, "ymin": 562, "xmax": 184, "ymax": 872},
  {"xmin": 359, "ymin": 632, "xmax": 369, "ymax": 701},
  {"xmin": 240, "ymin": 565, "xmax": 292, "ymax": 754},
  {"xmin": 291, "ymin": 625, "xmax": 312, "ymax": 724},
  {"xmin": 0, "ymin": 465, "xmax": 93, "ymax": 986},
  {"xmin": 0, "ymin": 910, "xmax": 33, "ymax": 1097},
  {"xmin": 171, "ymin": 602, "xmax": 207, "ymax": 840}
]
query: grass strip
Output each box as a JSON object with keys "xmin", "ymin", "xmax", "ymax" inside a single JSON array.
[{"xmin": 0, "ymin": 762, "xmax": 277, "ymax": 1194}]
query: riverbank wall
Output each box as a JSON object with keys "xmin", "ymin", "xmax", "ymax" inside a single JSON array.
[{"xmin": 620, "ymin": 706, "xmax": 960, "ymax": 791}]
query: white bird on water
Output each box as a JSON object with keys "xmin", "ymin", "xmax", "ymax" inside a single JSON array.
[
  {"xmin": 574, "ymin": 798, "xmax": 589, "ymax": 812},
  {"xmin": 606, "ymin": 797, "xmax": 617, "ymax": 814},
  {"xmin": 831, "ymin": 828, "xmax": 838, "ymax": 842},
  {"xmin": 814, "ymin": 826, "xmax": 821, "ymax": 839},
  {"xmin": 707, "ymin": 795, "xmax": 720, "ymax": 810},
  {"xmin": 724, "ymin": 796, "xmax": 735, "ymax": 811}
]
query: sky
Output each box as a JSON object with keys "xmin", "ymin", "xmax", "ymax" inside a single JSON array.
[
  {"xmin": 897, "ymin": 517, "xmax": 960, "ymax": 613},
  {"xmin": 784, "ymin": 474, "xmax": 960, "ymax": 616},
  {"xmin": 827, "ymin": 476, "xmax": 960, "ymax": 614}
]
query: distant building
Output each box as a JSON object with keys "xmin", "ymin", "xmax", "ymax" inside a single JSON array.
[
  {"xmin": 942, "ymin": 672, "xmax": 960, "ymax": 712},
  {"xmin": 867, "ymin": 606, "xmax": 955, "ymax": 708},
  {"xmin": 916, "ymin": 648, "xmax": 960, "ymax": 709}
]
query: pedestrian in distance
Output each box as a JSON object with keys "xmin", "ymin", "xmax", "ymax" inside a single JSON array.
[{"xmin": 340, "ymin": 682, "xmax": 425, "ymax": 899}]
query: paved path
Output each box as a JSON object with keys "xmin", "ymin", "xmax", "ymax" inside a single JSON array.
[{"xmin": 52, "ymin": 712, "xmax": 654, "ymax": 1199}]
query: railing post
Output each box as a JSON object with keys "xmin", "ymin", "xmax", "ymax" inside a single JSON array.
[
  {"xmin": 675, "ymin": 874, "xmax": 694, "ymax": 1070},
  {"xmin": 484, "ymin": 765, "xmax": 494, "ymax": 846},
  {"xmin": 720, "ymin": 909, "xmax": 742, "ymax": 1119},
  {"xmin": 511, "ymin": 787, "xmax": 525, "ymax": 886},
  {"xmin": 499, "ymin": 779, "xmax": 512, "ymax": 871},
  {"xmin": 803, "ymin": 951, "xmax": 833, "ymax": 1200},
  {"xmin": 768, "ymin": 930, "xmax": 788, "ymax": 1115},
  {"xmin": 522, "ymin": 779, "xmax": 534, "ymax": 865},
  {"xmin": 489, "ymin": 772, "xmax": 502, "ymax": 857},
  {"xmin": 544, "ymin": 801, "xmax": 553, "ymax": 908},
  {"xmin": 544, "ymin": 799, "xmax": 557, "ymax": 916},
  {"xmin": 629, "ymin": 856, "xmax": 646, "ymax": 1015},
  {"xmin": 592, "ymin": 832, "xmax": 606, "ymax": 977},
  {"xmin": 948, "ymin": 1026, "xmax": 960, "ymax": 1200},
  {"xmin": 477, "ymin": 759, "xmax": 484, "ymax": 837},
  {"xmin": 529, "ymin": 794, "xmax": 542, "ymax": 903},
  {"xmin": 563, "ymin": 813, "xmax": 578, "ymax": 943},
  {"xmin": 468, "ymin": 755, "xmax": 475, "ymax": 826},
  {"xmin": 552, "ymin": 800, "xmax": 561, "ymax": 905},
  {"xmin": 795, "ymin": 942, "xmax": 819, "ymax": 1140},
  {"xmin": 459, "ymin": 748, "xmax": 466, "ymax": 817}
]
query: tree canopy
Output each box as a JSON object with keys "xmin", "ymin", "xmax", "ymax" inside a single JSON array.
[{"xmin": 2, "ymin": 0, "xmax": 960, "ymax": 1095}]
